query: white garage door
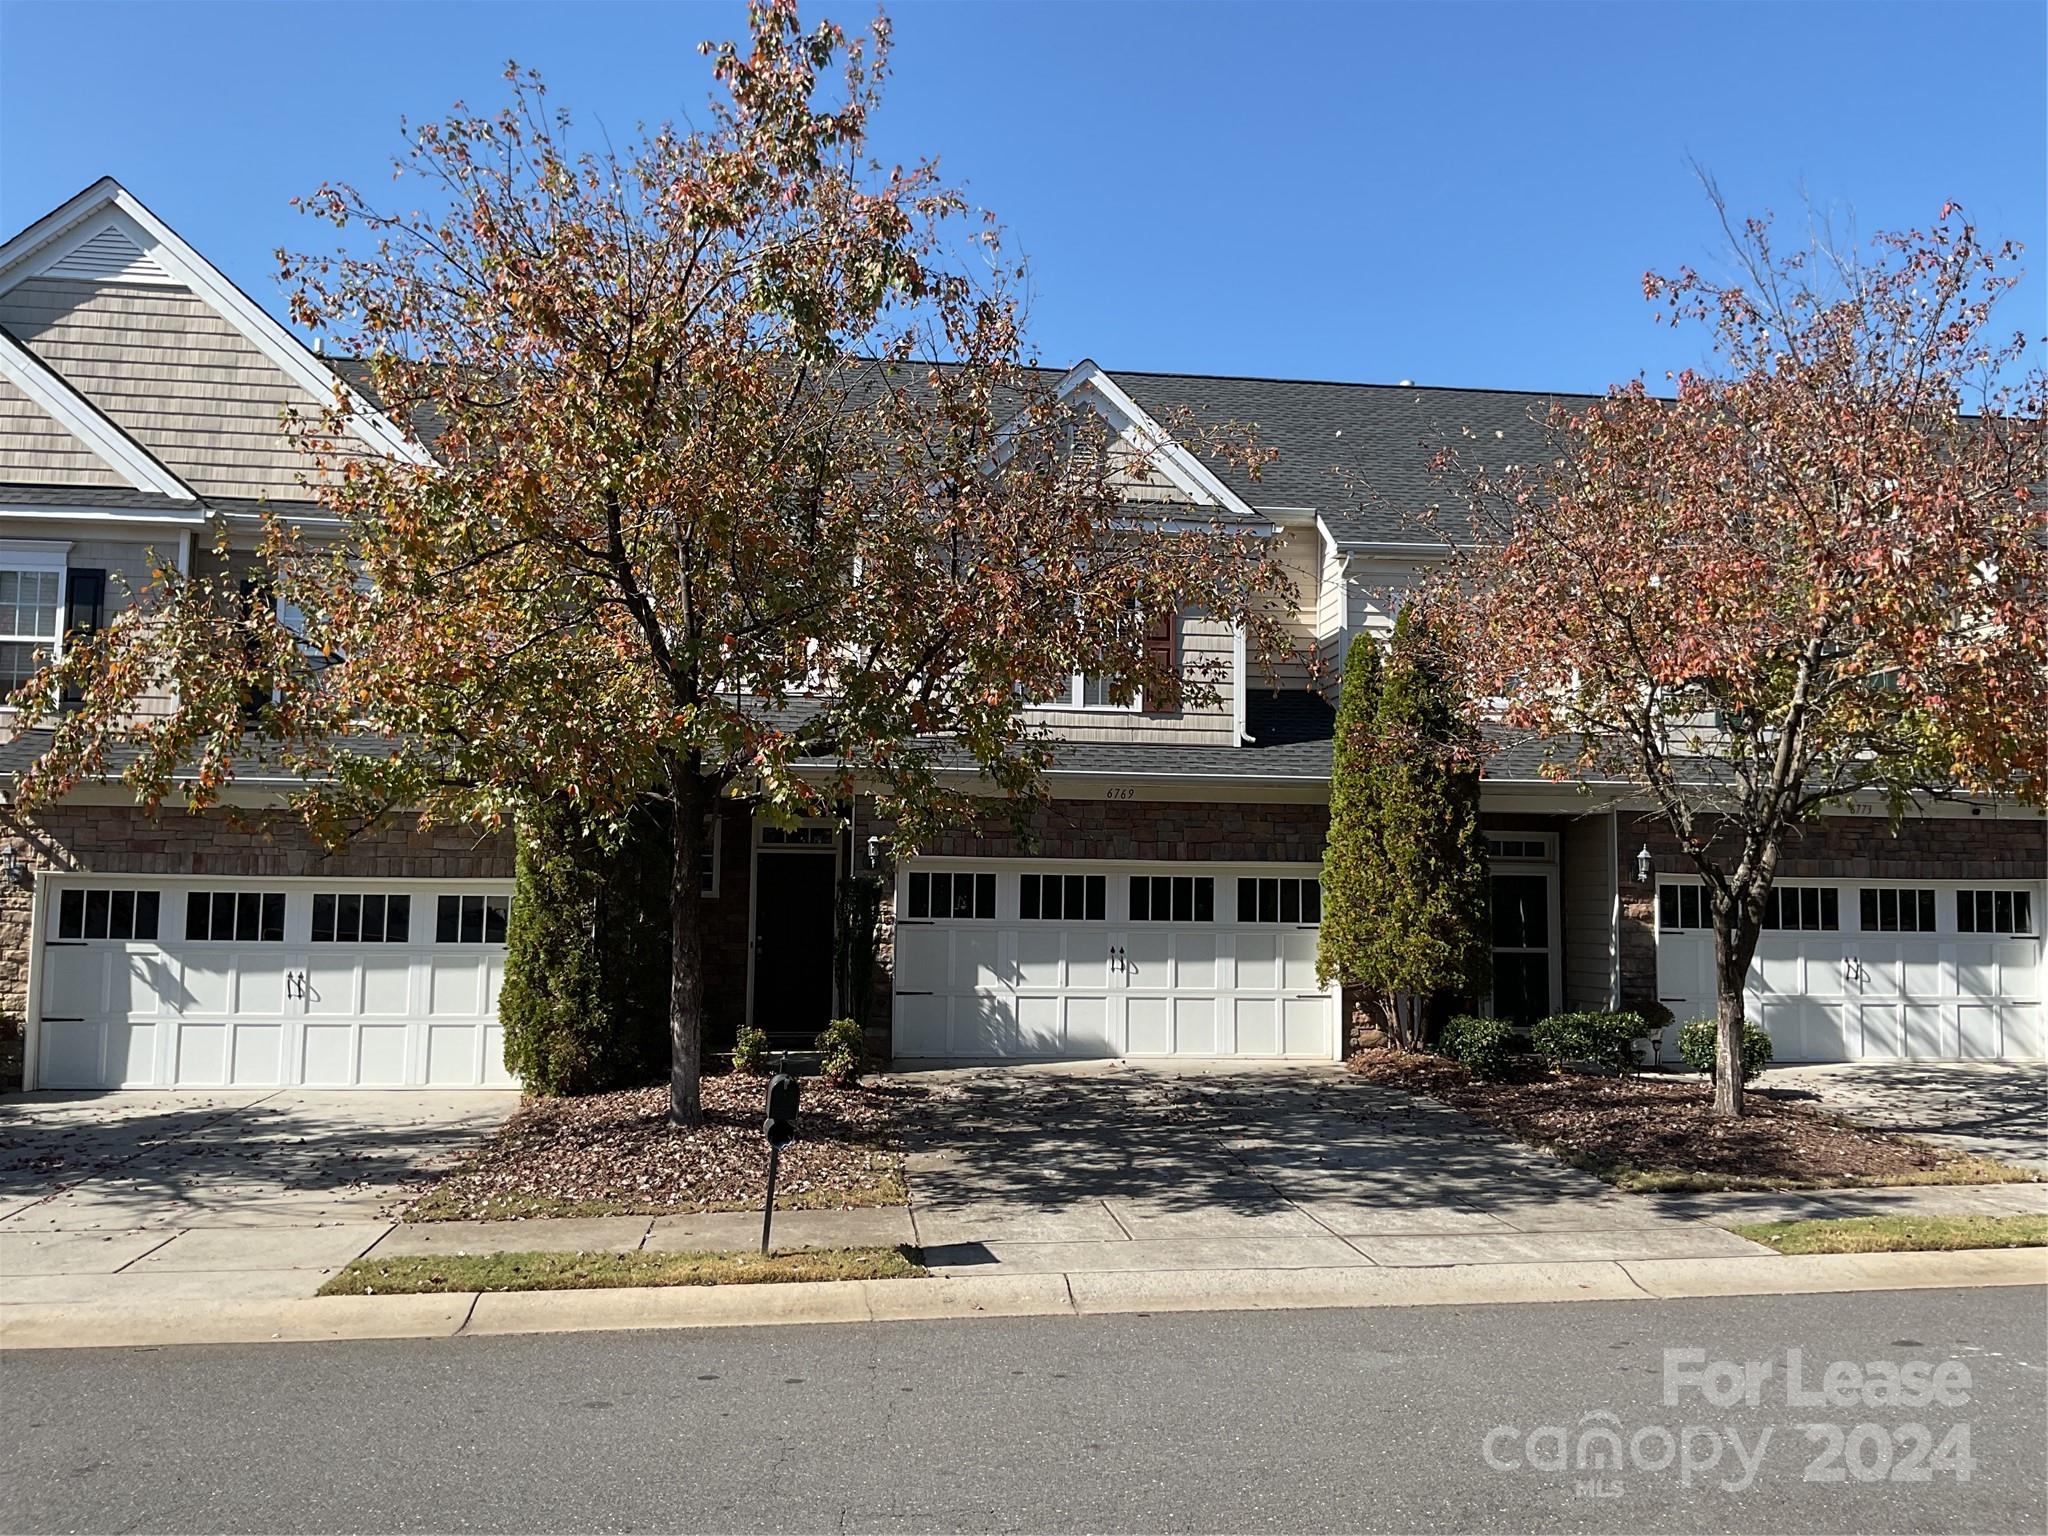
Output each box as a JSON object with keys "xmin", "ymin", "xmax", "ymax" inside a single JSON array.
[
  {"xmin": 1655, "ymin": 879, "xmax": 2045, "ymax": 1062},
  {"xmin": 35, "ymin": 879, "xmax": 517, "ymax": 1089},
  {"xmin": 892, "ymin": 861, "xmax": 1335, "ymax": 1061}
]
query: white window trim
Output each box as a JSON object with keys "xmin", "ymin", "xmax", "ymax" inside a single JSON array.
[
  {"xmin": 0, "ymin": 542, "xmax": 71, "ymax": 711},
  {"xmin": 701, "ymin": 815, "xmax": 721, "ymax": 899},
  {"xmin": 1035, "ymin": 671, "xmax": 1143, "ymax": 713}
]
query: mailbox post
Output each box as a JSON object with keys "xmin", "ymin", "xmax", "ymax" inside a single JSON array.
[{"xmin": 761, "ymin": 1058, "xmax": 801, "ymax": 1254}]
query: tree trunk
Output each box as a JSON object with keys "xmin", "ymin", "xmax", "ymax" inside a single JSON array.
[
  {"xmin": 667, "ymin": 763, "xmax": 711, "ymax": 1127},
  {"xmin": 1710, "ymin": 908, "xmax": 1760, "ymax": 1119}
]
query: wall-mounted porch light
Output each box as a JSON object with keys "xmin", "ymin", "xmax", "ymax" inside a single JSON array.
[
  {"xmin": 1634, "ymin": 844, "xmax": 1654, "ymax": 886},
  {"xmin": 865, "ymin": 834, "xmax": 881, "ymax": 870}
]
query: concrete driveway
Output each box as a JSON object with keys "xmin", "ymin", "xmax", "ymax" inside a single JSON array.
[
  {"xmin": 0, "ymin": 1089, "xmax": 516, "ymax": 1305},
  {"xmin": 899, "ymin": 1062, "xmax": 1766, "ymax": 1275},
  {"xmin": 1765, "ymin": 1061, "xmax": 2048, "ymax": 1172}
]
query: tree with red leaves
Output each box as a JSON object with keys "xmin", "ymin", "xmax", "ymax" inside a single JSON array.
[{"xmin": 1418, "ymin": 193, "xmax": 2046, "ymax": 1115}]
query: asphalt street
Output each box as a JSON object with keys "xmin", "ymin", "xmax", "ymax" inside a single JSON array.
[{"xmin": 3, "ymin": 1286, "xmax": 2043, "ymax": 1534}]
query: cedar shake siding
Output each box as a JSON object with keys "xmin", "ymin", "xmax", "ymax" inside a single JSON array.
[
  {"xmin": 0, "ymin": 377, "xmax": 123, "ymax": 485},
  {"xmin": 0, "ymin": 279, "xmax": 364, "ymax": 500}
]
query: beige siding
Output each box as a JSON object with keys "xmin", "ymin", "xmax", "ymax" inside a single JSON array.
[
  {"xmin": 1345, "ymin": 557, "xmax": 1422, "ymax": 644},
  {"xmin": 1250, "ymin": 526, "xmax": 1321, "ymax": 693},
  {"xmin": 1560, "ymin": 813, "xmax": 1616, "ymax": 1010},
  {"xmin": 0, "ymin": 378, "xmax": 123, "ymax": 486},
  {"xmin": 1023, "ymin": 612, "xmax": 1237, "ymax": 746},
  {"xmin": 0, "ymin": 278, "xmax": 364, "ymax": 500},
  {"xmin": 1314, "ymin": 534, "xmax": 1345, "ymax": 699}
]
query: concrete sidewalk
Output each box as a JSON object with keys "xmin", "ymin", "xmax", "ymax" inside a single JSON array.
[{"xmin": 0, "ymin": 1206, "xmax": 917, "ymax": 1307}]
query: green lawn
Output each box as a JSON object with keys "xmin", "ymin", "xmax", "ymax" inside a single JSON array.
[
  {"xmin": 319, "ymin": 1245, "xmax": 927, "ymax": 1296},
  {"xmin": 1729, "ymin": 1214, "xmax": 2048, "ymax": 1255}
]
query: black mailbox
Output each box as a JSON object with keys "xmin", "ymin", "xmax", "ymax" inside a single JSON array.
[{"xmin": 764, "ymin": 1070, "xmax": 801, "ymax": 1146}]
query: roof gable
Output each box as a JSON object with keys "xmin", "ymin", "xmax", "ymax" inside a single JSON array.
[{"xmin": 0, "ymin": 179, "xmax": 430, "ymax": 471}]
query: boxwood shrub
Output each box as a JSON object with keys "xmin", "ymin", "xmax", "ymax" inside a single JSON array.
[
  {"xmin": 1438, "ymin": 1015, "xmax": 1525, "ymax": 1080},
  {"xmin": 1677, "ymin": 1017, "xmax": 1774, "ymax": 1084},
  {"xmin": 1529, "ymin": 1010, "xmax": 1649, "ymax": 1074}
]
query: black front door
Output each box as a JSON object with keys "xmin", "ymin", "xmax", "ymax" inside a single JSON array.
[
  {"xmin": 1490, "ymin": 872, "xmax": 1553, "ymax": 1028},
  {"xmin": 753, "ymin": 851, "xmax": 838, "ymax": 1043}
]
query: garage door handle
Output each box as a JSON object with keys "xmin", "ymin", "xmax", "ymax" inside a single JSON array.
[{"xmin": 896, "ymin": 990, "xmax": 932, "ymax": 997}]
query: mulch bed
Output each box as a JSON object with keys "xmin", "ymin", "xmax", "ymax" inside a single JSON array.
[
  {"xmin": 406, "ymin": 1073, "xmax": 921, "ymax": 1221},
  {"xmin": 1348, "ymin": 1049, "xmax": 2035, "ymax": 1191}
]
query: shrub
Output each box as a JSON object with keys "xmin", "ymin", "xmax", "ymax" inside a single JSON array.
[
  {"xmin": 731, "ymin": 1024, "xmax": 770, "ymax": 1076},
  {"xmin": 1530, "ymin": 1010, "xmax": 1648, "ymax": 1074},
  {"xmin": 1677, "ymin": 1017, "xmax": 1774, "ymax": 1084},
  {"xmin": 500, "ymin": 795, "xmax": 671, "ymax": 1095},
  {"xmin": 1438, "ymin": 1015, "xmax": 1524, "ymax": 1079},
  {"xmin": 817, "ymin": 1017, "xmax": 865, "ymax": 1085}
]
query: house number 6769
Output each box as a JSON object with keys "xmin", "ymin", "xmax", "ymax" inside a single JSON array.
[{"xmin": 1104, "ymin": 787, "xmax": 1137, "ymax": 801}]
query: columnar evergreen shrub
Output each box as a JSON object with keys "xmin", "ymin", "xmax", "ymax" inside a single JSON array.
[
  {"xmin": 500, "ymin": 796, "xmax": 673, "ymax": 1094},
  {"xmin": 1317, "ymin": 631, "xmax": 1391, "ymax": 1023},
  {"xmin": 1320, "ymin": 610, "xmax": 1491, "ymax": 1047}
]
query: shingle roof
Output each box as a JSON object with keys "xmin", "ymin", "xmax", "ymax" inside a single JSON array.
[
  {"xmin": 1115, "ymin": 372, "xmax": 1597, "ymax": 544},
  {"xmin": 316, "ymin": 356, "xmax": 1595, "ymax": 548}
]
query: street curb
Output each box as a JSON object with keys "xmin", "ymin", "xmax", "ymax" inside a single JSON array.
[{"xmin": 2, "ymin": 1249, "xmax": 2041, "ymax": 1351}]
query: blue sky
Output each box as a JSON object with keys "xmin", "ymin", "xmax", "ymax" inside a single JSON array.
[{"xmin": 3, "ymin": 0, "xmax": 2041, "ymax": 393}]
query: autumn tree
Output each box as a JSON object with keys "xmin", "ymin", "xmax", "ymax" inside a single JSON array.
[
  {"xmin": 1416, "ymin": 195, "xmax": 2048, "ymax": 1115},
  {"xmin": 9, "ymin": 2, "xmax": 1293, "ymax": 1123}
]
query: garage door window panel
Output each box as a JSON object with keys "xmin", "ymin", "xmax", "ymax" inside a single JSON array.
[
  {"xmin": 1957, "ymin": 890, "xmax": 2035, "ymax": 936},
  {"xmin": 437, "ymin": 893, "xmax": 509, "ymax": 944},
  {"xmin": 312, "ymin": 892, "xmax": 413, "ymax": 944},
  {"xmin": 1860, "ymin": 888, "xmax": 1936, "ymax": 934},
  {"xmin": 905, "ymin": 870, "xmax": 995, "ymax": 921},
  {"xmin": 1133, "ymin": 875, "xmax": 1212, "ymax": 923},
  {"xmin": 1022, "ymin": 872, "xmax": 1104, "ymax": 922},
  {"xmin": 185, "ymin": 890, "xmax": 285, "ymax": 942},
  {"xmin": 57, "ymin": 887, "xmax": 160, "ymax": 942},
  {"xmin": 1237, "ymin": 877, "xmax": 1320, "ymax": 925},
  {"xmin": 1763, "ymin": 886, "xmax": 1838, "ymax": 932}
]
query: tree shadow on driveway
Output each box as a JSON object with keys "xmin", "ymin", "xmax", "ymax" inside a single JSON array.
[
  {"xmin": 892, "ymin": 1063, "xmax": 1623, "ymax": 1222},
  {"xmin": 0, "ymin": 1090, "xmax": 517, "ymax": 1226}
]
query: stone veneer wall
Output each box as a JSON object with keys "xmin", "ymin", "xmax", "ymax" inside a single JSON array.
[{"xmin": 1614, "ymin": 811, "xmax": 2047, "ymax": 1016}]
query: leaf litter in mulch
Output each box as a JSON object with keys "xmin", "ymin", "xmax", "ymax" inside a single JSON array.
[
  {"xmin": 405, "ymin": 1074, "xmax": 921, "ymax": 1221},
  {"xmin": 1347, "ymin": 1049, "xmax": 2039, "ymax": 1191}
]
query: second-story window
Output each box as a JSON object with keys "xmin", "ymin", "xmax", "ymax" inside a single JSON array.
[{"xmin": 0, "ymin": 565, "xmax": 62, "ymax": 697}]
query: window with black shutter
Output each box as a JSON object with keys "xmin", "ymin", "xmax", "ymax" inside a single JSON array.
[{"xmin": 59, "ymin": 567, "xmax": 105, "ymax": 706}]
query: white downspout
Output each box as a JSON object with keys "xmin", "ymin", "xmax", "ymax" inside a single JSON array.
[{"xmin": 1232, "ymin": 622, "xmax": 1248, "ymax": 744}]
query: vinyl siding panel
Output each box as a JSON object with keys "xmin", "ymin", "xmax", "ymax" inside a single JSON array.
[
  {"xmin": 0, "ymin": 378, "xmax": 124, "ymax": 486},
  {"xmin": 1315, "ymin": 535, "xmax": 1345, "ymax": 700},
  {"xmin": 1560, "ymin": 813, "xmax": 1616, "ymax": 1011},
  {"xmin": 1251, "ymin": 526, "xmax": 1321, "ymax": 693},
  {"xmin": 1345, "ymin": 557, "xmax": 1422, "ymax": 644},
  {"xmin": 0, "ymin": 279, "xmax": 366, "ymax": 500}
]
